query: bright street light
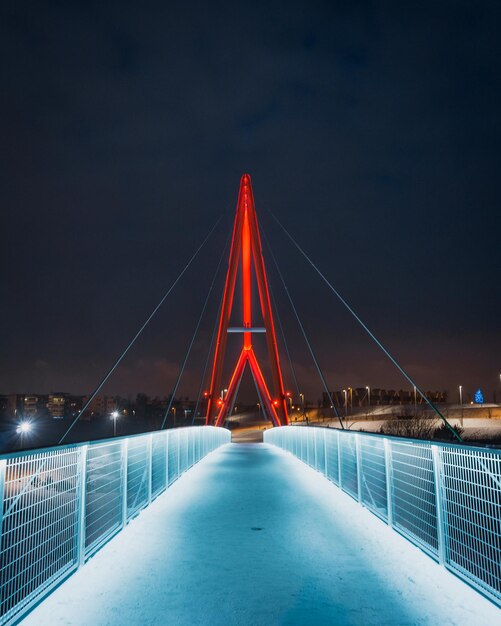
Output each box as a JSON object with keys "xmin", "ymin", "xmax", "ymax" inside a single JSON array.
[
  {"xmin": 16, "ymin": 421, "xmax": 32, "ymax": 435},
  {"xmin": 110, "ymin": 410, "xmax": 119, "ymax": 436}
]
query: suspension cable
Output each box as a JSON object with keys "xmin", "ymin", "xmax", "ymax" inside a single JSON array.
[
  {"xmin": 59, "ymin": 215, "xmax": 222, "ymax": 444},
  {"xmin": 270, "ymin": 211, "xmax": 462, "ymax": 442},
  {"xmin": 262, "ymin": 230, "xmax": 344, "ymax": 429},
  {"xmin": 192, "ymin": 283, "xmax": 225, "ymax": 426},
  {"xmin": 191, "ymin": 297, "xmax": 220, "ymax": 425},
  {"xmin": 160, "ymin": 237, "xmax": 228, "ymax": 429}
]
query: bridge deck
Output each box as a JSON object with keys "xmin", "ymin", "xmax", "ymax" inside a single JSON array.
[{"xmin": 22, "ymin": 443, "xmax": 498, "ymax": 625}]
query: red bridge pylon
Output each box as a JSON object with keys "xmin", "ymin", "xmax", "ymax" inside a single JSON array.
[{"xmin": 206, "ymin": 174, "xmax": 289, "ymax": 427}]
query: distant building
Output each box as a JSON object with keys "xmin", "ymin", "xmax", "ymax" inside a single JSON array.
[
  {"xmin": 67, "ymin": 395, "xmax": 84, "ymax": 418},
  {"xmin": 324, "ymin": 388, "xmax": 447, "ymax": 408},
  {"xmin": 47, "ymin": 393, "xmax": 67, "ymax": 419},
  {"xmin": 6, "ymin": 394, "xmax": 24, "ymax": 418},
  {"xmin": 23, "ymin": 395, "xmax": 40, "ymax": 418},
  {"xmin": 81, "ymin": 395, "xmax": 119, "ymax": 419}
]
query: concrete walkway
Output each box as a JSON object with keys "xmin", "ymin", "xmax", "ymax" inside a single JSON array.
[{"xmin": 22, "ymin": 444, "xmax": 499, "ymax": 625}]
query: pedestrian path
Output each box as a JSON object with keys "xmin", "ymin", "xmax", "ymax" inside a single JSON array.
[{"xmin": 22, "ymin": 443, "xmax": 499, "ymax": 625}]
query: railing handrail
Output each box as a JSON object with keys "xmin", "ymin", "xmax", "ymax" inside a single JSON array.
[
  {"xmin": 294, "ymin": 423, "xmax": 501, "ymax": 455},
  {"xmin": 0, "ymin": 424, "xmax": 218, "ymax": 462}
]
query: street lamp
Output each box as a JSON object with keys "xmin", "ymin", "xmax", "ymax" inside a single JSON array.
[
  {"xmin": 366, "ymin": 386, "xmax": 370, "ymax": 408},
  {"xmin": 343, "ymin": 389, "xmax": 347, "ymax": 419},
  {"xmin": 16, "ymin": 420, "xmax": 33, "ymax": 449},
  {"xmin": 413, "ymin": 385, "xmax": 417, "ymax": 414},
  {"xmin": 16, "ymin": 421, "xmax": 32, "ymax": 435},
  {"xmin": 172, "ymin": 406, "xmax": 177, "ymax": 427},
  {"xmin": 110, "ymin": 410, "xmax": 119, "ymax": 437}
]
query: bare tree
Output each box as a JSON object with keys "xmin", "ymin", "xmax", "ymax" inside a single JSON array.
[{"xmin": 380, "ymin": 407, "xmax": 438, "ymax": 440}]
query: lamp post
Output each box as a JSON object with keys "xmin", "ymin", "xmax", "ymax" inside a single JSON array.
[
  {"xmin": 299, "ymin": 393, "xmax": 305, "ymax": 420},
  {"xmin": 172, "ymin": 406, "xmax": 176, "ymax": 427},
  {"xmin": 459, "ymin": 385, "xmax": 463, "ymax": 427},
  {"xmin": 110, "ymin": 411, "xmax": 119, "ymax": 437},
  {"xmin": 343, "ymin": 389, "xmax": 347, "ymax": 419},
  {"xmin": 16, "ymin": 420, "xmax": 32, "ymax": 446},
  {"xmin": 413, "ymin": 385, "xmax": 417, "ymax": 415}
]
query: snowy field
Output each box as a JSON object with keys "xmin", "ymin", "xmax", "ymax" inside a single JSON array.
[{"xmin": 21, "ymin": 443, "xmax": 499, "ymax": 625}]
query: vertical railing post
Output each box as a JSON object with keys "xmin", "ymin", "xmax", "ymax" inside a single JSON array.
[
  {"xmin": 337, "ymin": 431, "xmax": 342, "ymax": 488},
  {"xmin": 76, "ymin": 445, "xmax": 88, "ymax": 567},
  {"xmin": 432, "ymin": 444, "xmax": 447, "ymax": 565},
  {"xmin": 355, "ymin": 434, "xmax": 362, "ymax": 503},
  {"xmin": 165, "ymin": 431, "xmax": 169, "ymax": 488},
  {"xmin": 177, "ymin": 431, "xmax": 181, "ymax": 477},
  {"xmin": 0, "ymin": 459, "xmax": 7, "ymax": 557},
  {"xmin": 314, "ymin": 428, "xmax": 318, "ymax": 470},
  {"xmin": 121, "ymin": 438, "xmax": 129, "ymax": 528},
  {"xmin": 324, "ymin": 428, "xmax": 328, "ymax": 477},
  {"xmin": 384, "ymin": 438, "xmax": 393, "ymax": 526},
  {"xmin": 147, "ymin": 434, "xmax": 153, "ymax": 505}
]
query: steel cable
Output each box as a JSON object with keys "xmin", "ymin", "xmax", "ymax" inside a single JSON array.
[{"xmin": 59, "ymin": 215, "xmax": 222, "ymax": 444}]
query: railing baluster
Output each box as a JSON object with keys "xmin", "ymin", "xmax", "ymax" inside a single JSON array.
[
  {"xmin": 121, "ymin": 438, "xmax": 129, "ymax": 527},
  {"xmin": 147, "ymin": 434, "xmax": 153, "ymax": 505},
  {"xmin": 337, "ymin": 431, "xmax": 342, "ymax": 489},
  {"xmin": 0, "ymin": 459, "xmax": 6, "ymax": 557},
  {"xmin": 384, "ymin": 438, "xmax": 393, "ymax": 527},
  {"xmin": 76, "ymin": 445, "xmax": 88, "ymax": 567},
  {"xmin": 324, "ymin": 428, "xmax": 328, "ymax": 477},
  {"xmin": 431, "ymin": 444, "xmax": 447, "ymax": 565},
  {"xmin": 355, "ymin": 434, "xmax": 362, "ymax": 503}
]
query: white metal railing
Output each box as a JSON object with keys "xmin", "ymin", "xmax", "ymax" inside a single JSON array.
[
  {"xmin": 0, "ymin": 426, "xmax": 230, "ymax": 625},
  {"xmin": 264, "ymin": 426, "xmax": 501, "ymax": 607}
]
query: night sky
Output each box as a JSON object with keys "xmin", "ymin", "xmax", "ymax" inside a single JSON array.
[{"xmin": 1, "ymin": 1, "xmax": 500, "ymax": 404}]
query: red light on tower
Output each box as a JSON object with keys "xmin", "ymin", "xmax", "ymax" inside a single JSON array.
[
  {"xmin": 286, "ymin": 391, "xmax": 291, "ymax": 397},
  {"xmin": 203, "ymin": 391, "xmax": 208, "ymax": 398},
  {"xmin": 205, "ymin": 174, "xmax": 289, "ymax": 428}
]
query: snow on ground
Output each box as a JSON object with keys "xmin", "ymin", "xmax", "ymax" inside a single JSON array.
[
  {"xmin": 297, "ymin": 416, "xmax": 501, "ymax": 441},
  {"xmin": 22, "ymin": 443, "xmax": 499, "ymax": 626}
]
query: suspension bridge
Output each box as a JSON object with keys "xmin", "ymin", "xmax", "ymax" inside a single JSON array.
[{"xmin": 0, "ymin": 175, "xmax": 499, "ymax": 624}]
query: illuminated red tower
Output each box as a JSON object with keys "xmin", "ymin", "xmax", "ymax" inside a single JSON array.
[{"xmin": 206, "ymin": 174, "xmax": 289, "ymax": 427}]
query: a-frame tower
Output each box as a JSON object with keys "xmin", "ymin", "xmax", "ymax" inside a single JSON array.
[{"xmin": 206, "ymin": 174, "xmax": 289, "ymax": 427}]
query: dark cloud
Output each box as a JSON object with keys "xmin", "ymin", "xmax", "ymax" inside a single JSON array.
[{"xmin": 1, "ymin": 0, "xmax": 500, "ymax": 401}]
